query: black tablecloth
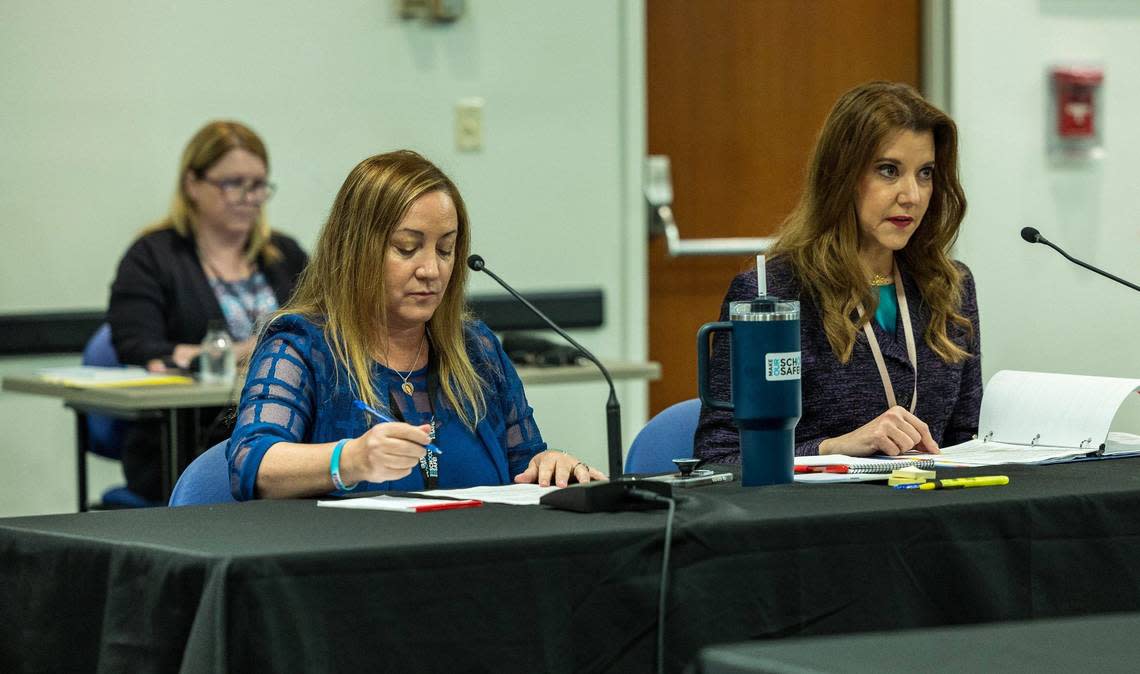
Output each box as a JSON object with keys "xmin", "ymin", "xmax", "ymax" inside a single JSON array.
[
  {"xmin": 4, "ymin": 460, "xmax": 1140, "ymax": 673},
  {"xmin": 694, "ymin": 611, "xmax": 1140, "ymax": 673}
]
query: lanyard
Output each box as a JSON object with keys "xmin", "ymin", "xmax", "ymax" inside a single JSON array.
[
  {"xmin": 856, "ymin": 264, "xmax": 918, "ymax": 413},
  {"xmin": 386, "ymin": 347, "xmax": 442, "ymax": 490}
]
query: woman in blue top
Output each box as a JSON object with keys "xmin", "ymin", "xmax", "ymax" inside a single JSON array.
[{"xmin": 227, "ymin": 150, "xmax": 605, "ymax": 499}]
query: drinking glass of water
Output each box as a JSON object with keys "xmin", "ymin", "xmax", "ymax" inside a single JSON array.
[{"xmin": 199, "ymin": 321, "xmax": 236, "ymax": 384}]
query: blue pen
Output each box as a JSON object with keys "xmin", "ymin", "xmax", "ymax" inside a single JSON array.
[{"xmin": 353, "ymin": 399, "xmax": 443, "ymax": 455}]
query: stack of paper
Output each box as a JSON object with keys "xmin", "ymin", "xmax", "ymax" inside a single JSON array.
[
  {"xmin": 38, "ymin": 366, "xmax": 193, "ymax": 388},
  {"xmin": 793, "ymin": 455, "xmax": 930, "ymax": 483},
  {"xmin": 317, "ymin": 495, "xmax": 482, "ymax": 512},
  {"xmin": 317, "ymin": 484, "xmax": 561, "ymax": 511},
  {"xmin": 416, "ymin": 483, "xmax": 560, "ymax": 505}
]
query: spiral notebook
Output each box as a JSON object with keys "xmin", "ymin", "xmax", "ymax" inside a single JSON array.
[
  {"xmin": 793, "ymin": 455, "xmax": 935, "ymax": 483},
  {"xmin": 816, "ymin": 458, "xmax": 935, "ymax": 474}
]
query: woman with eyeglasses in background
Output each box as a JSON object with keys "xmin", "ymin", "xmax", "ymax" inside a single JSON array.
[{"xmin": 106, "ymin": 120, "xmax": 308, "ymax": 502}]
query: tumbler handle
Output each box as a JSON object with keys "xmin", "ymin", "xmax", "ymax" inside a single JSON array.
[{"xmin": 697, "ymin": 322, "xmax": 733, "ymax": 411}]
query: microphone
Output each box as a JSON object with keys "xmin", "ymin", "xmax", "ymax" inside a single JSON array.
[
  {"xmin": 467, "ymin": 255, "xmax": 625, "ymax": 479},
  {"xmin": 1020, "ymin": 227, "xmax": 1139, "ymax": 293}
]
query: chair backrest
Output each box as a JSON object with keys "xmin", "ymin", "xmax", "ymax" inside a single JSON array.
[
  {"xmin": 624, "ymin": 398, "xmax": 701, "ymax": 474},
  {"xmin": 169, "ymin": 440, "xmax": 238, "ymax": 506},
  {"xmin": 81, "ymin": 323, "xmax": 126, "ymax": 458}
]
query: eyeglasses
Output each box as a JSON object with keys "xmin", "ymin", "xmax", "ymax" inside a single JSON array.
[{"xmin": 198, "ymin": 176, "xmax": 277, "ymax": 204}]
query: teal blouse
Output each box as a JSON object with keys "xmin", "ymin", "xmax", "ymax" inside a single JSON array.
[{"xmin": 874, "ymin": 284, "xmax": 898, "ymax": 334}]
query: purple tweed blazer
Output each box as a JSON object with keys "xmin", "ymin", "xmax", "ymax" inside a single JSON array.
[{"xmin": 695, "ymin": 255, "xmax": 982, "ymax": 461}]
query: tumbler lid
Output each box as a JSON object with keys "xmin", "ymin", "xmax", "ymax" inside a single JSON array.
[{"xmin": 729, "ymin": 297, "xmax": 799, "ymax": 322}]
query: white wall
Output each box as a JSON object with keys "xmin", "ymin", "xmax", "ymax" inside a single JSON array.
[
  {"xmin": 950, "ymin": 0, "xmax": 1140, "ymax": 432},
  {"xmin": 0, "ymin": 1, "xmax": 647, "ymax": 516}
]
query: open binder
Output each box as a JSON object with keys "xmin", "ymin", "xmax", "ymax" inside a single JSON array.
[{"xmin": 937, "ymin": 370, "xmax": 1140, "ymax": 466}]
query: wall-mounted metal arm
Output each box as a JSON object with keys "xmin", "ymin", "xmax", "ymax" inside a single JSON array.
[
  {"xmin": 652, "ymin": 203, "xmax": 775, "ymax": 257},
  {"xmin": 645, "ymin": 156, "xmax": 775, "ymax": 258}
]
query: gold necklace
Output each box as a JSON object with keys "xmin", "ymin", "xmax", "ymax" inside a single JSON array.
[
  {"xmin": 869, "ymin": 273, "xmax": 893, "ymax": 287},
  {"xmin": 390, "ymin": 332, "xmax": 426, "ymax": 395}
]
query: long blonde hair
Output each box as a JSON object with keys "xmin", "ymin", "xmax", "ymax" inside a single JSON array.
[
  {"xmin": 144, "ymin": 120, "xmax": 280, "ymax": 262},
  {"xmin": 769, "ymin": 81, "xmax": 971, "ymax": 364},
  {"xmin": 274, "ymin": 150, "xmax": 484, "ymax": 427}
]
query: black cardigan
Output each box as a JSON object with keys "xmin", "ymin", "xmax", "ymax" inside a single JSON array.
[{"xmin": 107, "ymin": 228, "xmax": 308, "ymax": 365}]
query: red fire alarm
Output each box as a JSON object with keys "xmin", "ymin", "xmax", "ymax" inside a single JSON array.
[{"xmin": 1050, "ymin": 65, "xmax": 1104, "ymax": 160}]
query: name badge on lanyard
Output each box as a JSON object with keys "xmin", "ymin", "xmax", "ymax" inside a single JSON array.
[{"xmin": 856, "ymin": 264, "xmax": 918, "ymax": 413}]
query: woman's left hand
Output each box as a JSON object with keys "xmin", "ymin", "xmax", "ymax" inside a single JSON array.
[{"xmin": 514, "ymin": 450, "xmax": 608, "ymax": 488}]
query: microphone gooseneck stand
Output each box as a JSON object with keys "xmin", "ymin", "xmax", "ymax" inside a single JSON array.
[
  {"xmin": 1020, "ymin": 227, "xmax": 1140, "ymax": 293},
  {"xmin": 466, "ymin": 255, "xmax": 625, "ymax": 479}
]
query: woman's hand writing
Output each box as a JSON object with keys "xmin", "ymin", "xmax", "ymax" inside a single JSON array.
[
  {"xmin": 514, "ymin": 449, "xmax": 608, "ymax": 488},
  {"xmin": 341, "ymin": 422, "xmax": 432, "ymax": 485},
  {"xmin": 819, "ymin": 406, "xmax": 940, "ymax": 457}
]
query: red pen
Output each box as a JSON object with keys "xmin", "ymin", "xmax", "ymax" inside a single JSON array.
[
  {"xmin": 411, "ymin": 499, "xmax": 483, "ymax": 512},
  {"xmin": 794, "ymin": 465, "xmax": 850, "ymax": 474}
]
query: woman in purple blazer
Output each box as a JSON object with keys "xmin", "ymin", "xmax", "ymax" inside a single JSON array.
[{"xmin": 696, "ymin": 82, "xmax": 982, "ymax": 461}]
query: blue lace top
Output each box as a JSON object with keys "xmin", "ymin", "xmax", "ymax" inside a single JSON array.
[{"xmin": 226, "ymin": 313, "xmax": 547, "ymax": 500}]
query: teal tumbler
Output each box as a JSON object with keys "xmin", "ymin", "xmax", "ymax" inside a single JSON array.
[{"xmin": 697, "ymin": 298, "xmax": 801, "ymax": 486}]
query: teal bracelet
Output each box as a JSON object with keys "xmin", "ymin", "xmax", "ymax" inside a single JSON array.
[{"xmin": 330, "ymin": 439, "xmax": 359, "ymax": 492}]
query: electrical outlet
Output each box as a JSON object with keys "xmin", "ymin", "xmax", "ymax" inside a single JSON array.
[{"xmin": 455, "ymin": 98, "xmax": 484, "ymax": 152}]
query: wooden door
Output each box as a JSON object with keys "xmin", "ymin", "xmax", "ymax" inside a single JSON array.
[{"xmin": 647, "ymin": 0, "xmax": 922, "ymax": 413}]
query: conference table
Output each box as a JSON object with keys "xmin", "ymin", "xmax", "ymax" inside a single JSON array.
[
  {"xmin": 3, "ymin": 459, "xmax": 1140, "ymax": 672},
  {"xmin": 1, "ymin": 360, "xmax": 661, "ymax": 510},
  {"xmin": 694, "ymin": 611, "xmax": 1140, "ymax": 673}
]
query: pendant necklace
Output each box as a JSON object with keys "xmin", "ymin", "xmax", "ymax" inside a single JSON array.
[{"xmin": 392, "ymin": 331, "xmax": 426, "ymax": 395}]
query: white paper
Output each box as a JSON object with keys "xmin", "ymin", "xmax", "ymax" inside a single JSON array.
[
  {"xmin": 36, "ymin": 365, "xmax": 191, "ymax": 386},
  {"xmin": 794, "ymin": 454, "xmax": 928, "ymax": 467},
  {"xmin": 317, "ymin": 495, "xmax": 472, "ymax": 511},
  {"xmin": 935, "ymin": 438, "xmax": 1093, "ymax": 466},
  {"xmin": 794, "ymin": 472, "xmax": 887, "ymax": 484},
  {"xmin": 414, "ymin": 483, "xmax": 560, "ymax": 506},
  {"xmin": 795, "ymin": 454, "xmax": 868, "ymax": 466},
  {"xmin": 937, "ymin": 432, "xmax": 1140, "ymax": 467},
  {"xmin": 1107, "ymin": 432, "xmax": 1140, "ymax": 455},
  {"xmin": 39, "ymin": 365, "xmax": 151, "ymax": 381}
]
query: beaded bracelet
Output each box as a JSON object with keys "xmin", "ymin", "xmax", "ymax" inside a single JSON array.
[{"xmin": 330, "ymin": 439, "xmax": 359, "ymax": 491}]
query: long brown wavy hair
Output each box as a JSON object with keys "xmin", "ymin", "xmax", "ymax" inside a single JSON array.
[
  {"xmin": 144, "ymin": 120, "xmax": 280, "ymax": 262},
  {"xmin": 271, "ymin": 150, "xmax": 484, "ymax": 427},
  {"xmin": 768, "ymin": 81, "xmax": 971, "ymax": 364}
]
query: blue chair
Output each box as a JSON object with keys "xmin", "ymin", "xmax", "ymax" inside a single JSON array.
[
  {"xmin": 82, "ymin": 324, "xmax": 126, "ymax": 457},
  {"xmin": 169, "ymin": 440, "xmax": 238, "ymax": 506},
  {"xmin": 624, "ymin": 398, "xmax": 701, "ymax": 474},
  {"xmin": 79, "ymin": 324, "xmax": 159, "ymax": 509}
]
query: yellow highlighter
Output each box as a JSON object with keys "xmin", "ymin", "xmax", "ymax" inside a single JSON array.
[{"xmin": 895, "ymin": 476, "xmax": 1009, "ymax": 490}]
